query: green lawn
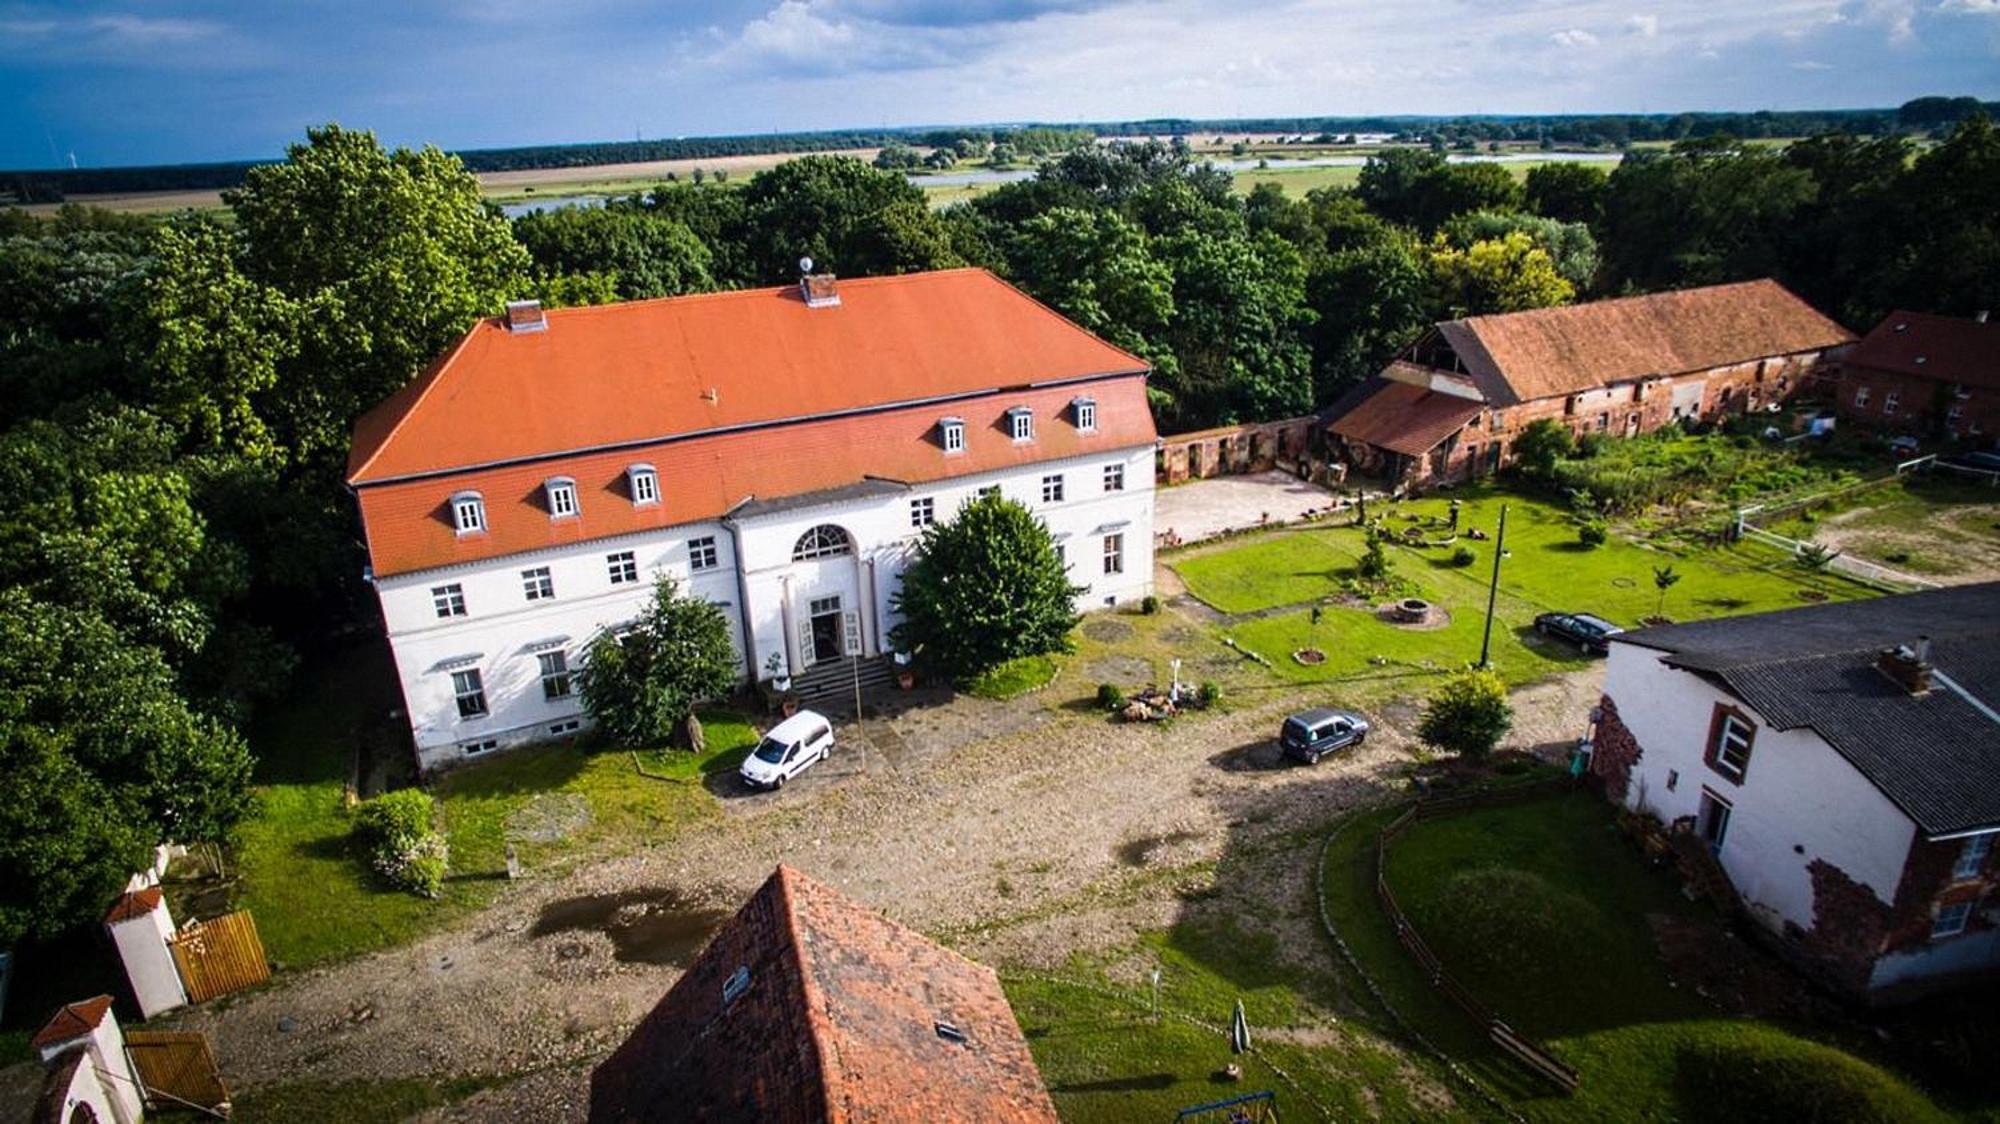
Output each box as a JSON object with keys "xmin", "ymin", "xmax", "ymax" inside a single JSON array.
[
  {"xmin": 1172, "ymin": 486, "xmax": 1874, "ymax": 690},
  {"xmin": 1768, "ymin": 476, "xmax": 2000, "ymax": 580},
  {"xmin": 217, "ymin": 647, "xmax": 755, "ymax": 968},
  {"xmin": 1321, "ymin": 791, "xmax": 1961, "ymax": 1121},
  {"xmin": 965, "ymin": 652, "xmax": 1062, "ymax": 699}
]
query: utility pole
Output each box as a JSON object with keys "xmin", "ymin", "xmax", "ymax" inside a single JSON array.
[{"xmin": 1478, "ymin": 504, "xmax": 1509, "ymax": 669}]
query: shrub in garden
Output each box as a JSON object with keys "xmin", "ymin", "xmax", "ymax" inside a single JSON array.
[
  {"xmin": 1096, "ymin": 682, "xmax": 1126, "ymax": 710},
  {"xmin": 1577, "ymin": 520, "xmax": 1608, "ymax": 548},
  {"xmin": 1450, "ymin": 545, "xmax": 1477, "ymax": 567},
  {"xmin": 891, "ymin": 493, "xmax": 1083, "ymax": 678},
  {"xmin": 1195, "ymin": 681, "xmax": 1221, "ymax": 708},
  {"xmin": 1141, "ymin": 594, "xmax": 1161, "ymax": 615},
  {"xmin": 580, "ymin": 575, "xmax": 737, "ymax": 748},
  {"xmin": 1674, "ymin": 1034, "xmax": 1947, "ymax": 1123},
  {"xmin": 1358, "ymin": 529, "xmax": 1393, "ymax": 580},
  {"xmin": 1417, "ymin": 670, "xmax": 1512, "ymax": 761},
  {"xmin": 352, "ymin": 789, "xmax": 448, "ymax": 898}
]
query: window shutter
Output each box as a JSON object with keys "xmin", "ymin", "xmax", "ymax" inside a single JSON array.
[
  {"xmin": 842, "ymin": 610, "xmax": 863, "ymax": 656},
  {"xmin": 797, "ymin": 617, "xmax": 816, "ymax": 669}
]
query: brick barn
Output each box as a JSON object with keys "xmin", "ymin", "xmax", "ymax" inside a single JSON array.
[
  {"xmin": 1324, "ymin": 280, "xmax": 1854, "ymax": 488},
  {"xmin": 1837, "ymin": 310, "xmax": 1998, "ymax": 445},
  {"xmin": 589, "ymin": 865, "xmax": 1059, "ymax": 1123}
]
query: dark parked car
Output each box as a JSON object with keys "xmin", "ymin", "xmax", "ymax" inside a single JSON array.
[
  {"xmin": 1279, "ymin": 707, "xmax": 1370, "ymax": 765},
  {"xmin": 1534, "ymin": 612, "xmax": 1625, "ymax": 655}
]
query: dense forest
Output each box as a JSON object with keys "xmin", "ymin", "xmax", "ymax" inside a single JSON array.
[
  {"xmin": 1, "ymin": 113, "xmax": 1997, "ymax": 945},
  {"xmin": 5, "ymin": 97, "xmax": 1992, "ymax": 199}
]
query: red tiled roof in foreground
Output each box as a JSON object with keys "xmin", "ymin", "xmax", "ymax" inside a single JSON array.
[
  {"xmin": 104, "ymin": 885, "xmax": 163, "ymax": 925},
  {"xmin": 589, "ymin": 866, "xmax": 1058, "ymax": 1124},
  {"xmin": 348, "ymin": 268, "xmax": 1147, "ymax": 485},
  {"xmin": 1845, "ymin": 311, "xmax": 2000, "ymax": 391},
  {"xmin": 32, "ymin": 996, "xmax": 112, "ymax": 1051},
  {"xmin": 1327, "ymin": 379, "xmax": 1484, "ymax": 456}
]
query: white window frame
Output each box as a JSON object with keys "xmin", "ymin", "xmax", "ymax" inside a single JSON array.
[
  {"xmin": 1711, "ymin": 713, "xmax": 1753, "ymax": 781},
  {"xmin": 1073, "ymin": 397, "xmax": 1097, "ymax": 432},
  {"xmin": 1883, "ymin": 390, "xmax": 1900, "ymax": 416},
  {"xmin": 462, "ymin": 738, "xmax": 498, "ymax": 755},
  {"xmin": 1698, "ymin": 789, "xmax": 1732, "ymax": 851},
  {"xmin": 792, "ymin": 524, "xmax": 852, "ymax": 561},
  {"xmin": 548, "ymin": 719, "xmax": 580, "ymax": 736},
  {"xmin": 1103, "ymin": 532, "xmax": 1124, "ymax": 575},
  {"xmin": 451, "ymin": 491, "xmax": 486, "ymax": 536},
  {"xmin": 432, "ymin": 583, "xmax": 466, "ymax": 619},
  {"xmin": 1042, "ymin": 474, "xmax": 1065, "ymax": 504},
  {"xmin": 1853, "ymin": 386, "xmax": 1871, "ymax": 409},
  {"xmin": 1008, "ymin": 407, "xmax": 1034, "ymax": 443},
  {"xmin": 911, "ymin": 497, "xmax": 935, "ymax": 527},
  {"xmin": 522, "ymin": 566, "xmax": 556, "ymax": 601},
  {"xmin": 607, "ymin": 550, "xmax": 639, "ymax": 585},
  {"xmin": 689, "ymin": 535, "xmax": 719, "ymax": 572},
  {"xmin": 1932, "ymin": 900, "xmax": 1973, "ymax": 939},
  {"xmin": 940, "ymin": 417, "xmax": 966, "ymax": 455},
  {"xmin": 538, "ymin": 649, "xmax": 573, "ymax": 700},
  {"xmin": 1104, "ymin": 463, "xmax": 1125, "ymax": 492},
  {"xmin": 1953, "ymin": 834, "xmax": 1993, "ymax": 881},
  {"xmin": 451, "ymin": 668, "xmax": 488, "ymax": 719},
  {"xmin": 628, "ymin": 464, "xmax": 659, "ymax": 506},
  {"xmin": 545, "ymin": 477, "xmax": 579, "ymax": 519}
]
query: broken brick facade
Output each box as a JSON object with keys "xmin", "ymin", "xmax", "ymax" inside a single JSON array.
[{"xmin": 1589, "ymin": 693, "xmax": 1642, "ymax": 804}]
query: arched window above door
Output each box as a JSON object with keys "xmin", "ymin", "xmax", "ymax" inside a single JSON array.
[{"xmin": 792, "ymin": 524, "xmax": 853, "ymax": 561}]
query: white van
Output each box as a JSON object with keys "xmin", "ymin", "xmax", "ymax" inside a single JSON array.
[{"xmin": 739, "ymin": 710, "xmax": 835, "ymax": 790}]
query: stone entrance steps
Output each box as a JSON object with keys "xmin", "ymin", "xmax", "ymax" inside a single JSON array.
[{"xmin": 790, "ymin": 655, "xmax": 897, "ymax": 709}]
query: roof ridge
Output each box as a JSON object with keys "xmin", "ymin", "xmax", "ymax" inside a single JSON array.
[
  {"xmin": 773, "ymin": 865, "xmax": 845, "ymax": 1121},
  {"xmin": 533, "ymin": 266, "xmax": 997, "ymax": 320},
  {"xmin": 1454, "ymin": 277, "xmax": 1780, "ymax": 328}
]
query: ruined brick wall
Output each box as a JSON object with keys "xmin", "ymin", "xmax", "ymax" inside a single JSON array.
[
  {"xmin": 1156, "ymin": 417, "xmax": 1320, "ymax": 485},
  {"xmin": 1591, "ymin": 693, "xmax": 1642, "ymax": 804},
  {"xmin": 1799, "ymin": 858, "xmax": 1896, "ymax": 993}
]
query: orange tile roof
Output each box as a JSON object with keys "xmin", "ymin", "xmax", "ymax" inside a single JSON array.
[
  {"xmin": 1846, "ymin": 311, "xmax": 2000, "ymax": 391},
  {"xmin": 1327, "ymin": 379, "xmax": 1484, "ymax": 456},
  {"xmin": 103, "ymin": 886, "xmax": 163, "ymax": 925},
  {"xmin": 357, "ymin": 375, "xmax": 1153, "ymax": 577},
  {"xmin": 32, "ymin": 996, "xmax": 112, "ymax": 1051},
  {"xmin": 589, "ymin": 865, "xmax": 1058, "ymax": 1124},
  {"xmin": 348, "ymin": 268, "xmax": 1147, "ymax": 485},
  {"xmin": 1437, "ymin": 280, "xmax": 1853, "ymax": 405}
]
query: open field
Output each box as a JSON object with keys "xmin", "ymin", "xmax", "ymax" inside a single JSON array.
[
  {"xmin": 1765, "ymin": 475, "xmax": 2000, "ymax": 585},
  {"xmin": 1321, "ymin": 789, "xmax": 1969, "ymax": 1120}
]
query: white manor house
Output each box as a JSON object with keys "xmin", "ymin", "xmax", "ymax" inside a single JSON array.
[{"xmin": 347, "ymin": 268, "xmax": 1159, "ymax": 770}]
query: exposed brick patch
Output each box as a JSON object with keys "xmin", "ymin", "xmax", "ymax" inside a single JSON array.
[
  {"xmin": 1591, "ymin": 694, "xmax": 1641, "ymax": 804},
  {"xmin": 1883, "ymin": 836, "xmax": 1997, "ymax": 954},
  {"xmin": 1801, "ymin": 859, "xmax": 1893, "ymax": 993}
]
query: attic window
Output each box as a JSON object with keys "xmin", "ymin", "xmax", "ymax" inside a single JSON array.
[
  {"xmin": 1073, "ymin": 396, "xmax": 1097, "ymax": 432},
  {"xmin": 505, "ymin": 299, "xmax": 547, "ymax": 333},
  {"xmin": 545, "ymin": 477, "xmax": 579, "ymax": 519},
  {"xmin": 939, "ymin": 417, "xmax": 966, "ymax": 454},
  {"xmin": 451, "ymin": 491, "xmax": 486, "ymax": 536},
  {"xmin": 1008, "ymin": 407, "xmax": 1035, "ymax": 443},
  {"xmin": 722, "ymin": 965, "xmax": 751, "ymax": 1007},
  {"xmin": 628, "ymin": 464, "xmax": 659, "ymax": 507},
  {"xmin": 934, "ymin": 1020, "xmax": 969, "ymax": 1045}
]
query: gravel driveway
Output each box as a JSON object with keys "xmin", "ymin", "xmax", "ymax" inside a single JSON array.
[{"xmin": 7, "ymin": 646, "xmax": 1602, "ymax": 1122}]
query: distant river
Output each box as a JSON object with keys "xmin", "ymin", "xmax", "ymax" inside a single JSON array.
[{"xmin": 499, "ymin": 150, "xmax": 1626, "ymax": 217}]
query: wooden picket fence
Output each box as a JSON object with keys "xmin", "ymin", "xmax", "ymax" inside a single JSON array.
[
  {"xmin": 125, "ymin": 1030, "xmax": 230, "ymax": 1114},
  {"xmin": 1375, "ymin": 780, "xmax": 1582, "ymax": 1094},
  {"xmin": 169, "ymin": 909, "xmax": 270, "ymax": 1003}
]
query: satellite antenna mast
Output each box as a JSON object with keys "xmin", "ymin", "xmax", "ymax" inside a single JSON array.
[{"xmin": 799, "ymin": 256, "xmax": 814, "ymax": 275}]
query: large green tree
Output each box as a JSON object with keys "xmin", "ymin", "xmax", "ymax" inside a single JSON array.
[
  {"xmin": 1426, "ymin": 230, "xmax": 1575, "ymax": 316},
  {"xmin": 1005, "ymin": 207, "xmax": 1176, "ymax": 375},
  {"xmin": 579, "ymin": 577, "xmax": 738, "ymax": 748},
  {"xmin": 1155, "ymin": 228, "xmax": 1316, "ymax": 425},
  {"xmin": 733, "ymin": 155, "xmax": 960, "ymax": 282},
  {"xmin": 890, "ymin": 494, "xmax": 1082, "ymax": 678},
  {"xmin": 514, "ymin": 204, "xmax": 715, "ymax": 300}
]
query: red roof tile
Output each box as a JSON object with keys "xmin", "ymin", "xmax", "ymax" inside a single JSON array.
[
  {"xmin": 1846, "ymin": 311, "xmax": 2000, "ymax": 390},
  {"xmin": 104, "ymin": 886, "xmax": 163, "ymax": 925},
  {"xmin": 1327, "ymin": 380, "xmax": 1484, "ymax": 456},
  {"xmin": 32, "ymin": 996, "xmax": 112, "ymax": 1051},
  {"xmin": 589, "ymin": 866, "xmax": 1058, "ymax": 1124},
  {"xmin": 348, "ymin": 268, "xmax": 1147, "ymax": 485}
]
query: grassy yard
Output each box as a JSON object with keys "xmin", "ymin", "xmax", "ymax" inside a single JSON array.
[
  {"xmin": 1766, "ymin": 476, "xmax": 2000, "ymax": 581},
  {"xmin": 1321, "ymin": 790, "xmax": 1963, "ymax": 1121},
  {"xmin": 965, "ymin": 652, "xmax": 1062, "ymax": 699},
  {"xmin": 211, "ymin": 646, "xmax": 755, "ymax": 968},
  {"xmin": 1171, "ymin": 485, "xmax": 1873, "ymax": 693}
]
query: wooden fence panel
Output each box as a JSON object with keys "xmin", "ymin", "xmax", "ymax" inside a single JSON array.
[
  {"xmin": 170, "ymin": 910, "xmax": 270, "ymax": 1003},
  {"xmin": 126, "ymin": 1030, "xmax": 230, "ymax": 1112}
]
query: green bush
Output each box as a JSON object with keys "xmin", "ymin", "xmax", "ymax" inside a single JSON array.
[
  {"xmin": 1096, "ymin": 683, "xmax": 1126, "ymax": 710},
  {"xmin": 1140, "ymin": 594, "xmax": 1161, "ymax": 615},
  {"xmin": 1358, "ymin": 529, "xmax": 1393, "ymax": 580},
  {"xmin": 1450, "ymin": 545, "xmax": 1477, "ymax": 567},
  {"xmin": 1577, "ymin": 520, "xmax": 1608, "ymax": 547},
  {"xmin": 1195, "ymin": 681, "xmax": 1221, "ymax": 708},
  {"xmin": 1417, "ymin": 670, "xmax": 1513, "ymax": 760},
  {"xmin": 352, "ymin": 789, "xmax": 448, "ymax": 898},
  {"xmin": 1675, "ymin": 1034, "xmax": 1952, "ymax": 1124}
]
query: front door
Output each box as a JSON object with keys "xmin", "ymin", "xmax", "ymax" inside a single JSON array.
[
  {"xmin": 1698, "ymin": 790, "xmax": 1732, "ymax": 852},
  {"xmin": 809, "ymin": 596, "xmax": 843, "ymax": 663}
]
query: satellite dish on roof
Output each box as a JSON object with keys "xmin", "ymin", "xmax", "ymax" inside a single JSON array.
[{"xmin": 799, "ymin": 256, "xmax": 814, "ymax": 275}]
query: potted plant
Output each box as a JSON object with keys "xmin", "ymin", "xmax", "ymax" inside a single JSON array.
[
  {"xmin": 893, "ymin": 650, "xmax": 915, "ymax": 690},
  {"xmin": 765, "ymin": 651, "xmax": 791, "ymax": 693}
]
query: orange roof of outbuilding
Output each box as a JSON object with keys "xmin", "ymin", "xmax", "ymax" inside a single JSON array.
[
  {"xmin": 1846, "ymin": 311, "xmax": 2000, "ymax": 391},
  {"xmin": 349, "ymin": 268, "xmax": 1147, "ymax": 485},
  {"xmin": 32, "ymin": 996, "xmax": 112, "ymax": 1051},
  {"xmin": 1327, "ymin": 379, "xmax": 1484, "ymax": 456},
  {"xmin": 104, "ymin": 885, "xmax": 163, "ymax": 925}
]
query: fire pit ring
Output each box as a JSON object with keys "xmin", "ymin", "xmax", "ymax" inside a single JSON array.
[{"xmin": 1392, "ymin": 598, "xmax": 1433, "ymax": 624}]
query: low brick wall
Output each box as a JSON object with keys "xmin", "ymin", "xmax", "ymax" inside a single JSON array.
[{"xmin": 1156, "ymin": 416, "xmax": 1321, "ymax": 485}]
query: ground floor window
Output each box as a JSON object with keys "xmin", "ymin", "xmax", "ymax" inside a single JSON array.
[
  {"xmin": 549, "ymin": 719, "xmax": 581, "ymax": 736},
  {"xmin": 1697, "ymin": 789, "xmax": 1732, "ymax": 851},
  {"xmin": 1933, "ymin": 900, "xmax": 1973, "ymax": 939},
  {"xmin": 452, "ymin": 669, "xmax": 488, "ymax": 719},
  {"xmin": 607, "ymin": 550, "xmax": 639, "ymax": 585},
  {"xmin": 538, "ymin": 650, "xmax": 573, "ymax": 700},
  {"xmin": 1103, "ymin": 533, "xmax": 1124, "ymax": 575},
  {"xmin": 462, "ymin": 739, "xmax": 498, "ymax": 755}
]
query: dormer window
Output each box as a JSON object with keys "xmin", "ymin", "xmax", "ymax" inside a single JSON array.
[
  {"xmin": 1008, "ymin": 407, "xmax": 1034, "ymax": 443},
  {"xmin": 545, "ymin": 477, "xmax": 579, "ymax": 519},
  {"xmin": 1073, "ymin": 397, "xmax": 1097, "ymax": 432},
  {"xmin": 451, "ymin": 491, "xmax": 486, "ymax": 536},
  {"xmin": 939, "ymin": 417, "xmax": 966, "ymax": 455},
  {"xmin": 627, "ymin": 464, "xmax": 659, "ymax": 506}
]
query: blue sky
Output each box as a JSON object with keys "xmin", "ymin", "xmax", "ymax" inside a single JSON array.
[{"xmin": 3, "ymin": 0, "xmax": 1997, "ymax": 169}]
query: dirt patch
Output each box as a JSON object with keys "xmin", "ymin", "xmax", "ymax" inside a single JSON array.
[
  {"xmin": 1814, "ymin": 499, "xmax": 2000, "ymax": 586},
  {"xmin": 1114, "ymin": 829, "xmax": 1204, "ymax": 867},
  {"xmin": 529, "ymin": 888, "xmax": 728, "ymax": 967},
  {"xmin": 1086, "ymin": 656, "xmax": 1153, "ymax": 684},
  {"xmin": 1082, "ymin": 617, "xmax": 1136, "ymax": 643},
  {"xmin": 506, "ymin": 794, "xmax": 593, "ymax": 843},
  {"xmin": 1648, "ymin": 912, "xmax": 1831, "ymax": 1023}
]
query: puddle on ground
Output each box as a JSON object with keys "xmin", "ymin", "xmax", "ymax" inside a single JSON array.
[
  {"xmin": 1116, "ymin": 829, "xmax": 1203, "ymax": 867},
  {"xmin": 530, "ymin": 887, "xmax": 728, "ymax": 966}
]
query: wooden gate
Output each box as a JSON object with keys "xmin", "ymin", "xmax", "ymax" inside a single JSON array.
[
  {"xmin": 169, "ymin": 910, "xmax": 270, "ymax": 1003},
  {"xmin": 125, "ymin": 1030, "xmax": 230, "ymax": 1114}
]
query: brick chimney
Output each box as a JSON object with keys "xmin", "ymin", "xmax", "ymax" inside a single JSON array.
[
  {"xmin": 796, "ymin": 255, "xmax": 840, "ymax": 308},
  {"xmin": 1876, "ymin": 638, "xmax": 1933, "ymax": 696},
  {"xmin": 505, "ymin": 299, "xmax": 547, "ymax": 333}
]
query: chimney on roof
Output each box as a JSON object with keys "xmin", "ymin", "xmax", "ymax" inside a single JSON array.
[
  {"xmin": 505, "ymin": 299, "xmax": 547, "ymax": 333},
  {"xmin": 1876, "ymin": 638, "xmax": 1933, "ymax": 697},
  {"xmin": 797, "ymin": 256, "xmax": 840, "ymax": 308}
]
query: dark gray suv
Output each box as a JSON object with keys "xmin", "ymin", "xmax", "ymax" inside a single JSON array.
[{"xmin": 1279, "ymin": 707, "xmax": 1370, "ymax": 765}]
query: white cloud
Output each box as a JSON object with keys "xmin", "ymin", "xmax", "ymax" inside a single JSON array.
[
  {"xmin": 1625, "ymin": 14, "xmax": 1659, "ymax": 37},
  {"xmin": 1935, "ymin": 0, "xmax": 2000, "ymax": 12},
  {"xmin": 1791, "ymin": 58, "xmax": 1835, "ymax": 68},
  {"xmin": 87, "ymin": 15, "xmax": 219, "ymax": 45},
  {"xmin": 1550, "ymin": 27, "xmax": 1599, "ymax": 47},
  {"xmin": 738, "ymin": 1, "xmax": 856, "ymax": 60}
]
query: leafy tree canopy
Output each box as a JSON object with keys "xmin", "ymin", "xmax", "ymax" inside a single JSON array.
[
  {"xmin": 1417, "ymin": 669, "xmax": 1513, "ymax": 760},
  {"xmin": 890, "ymin": 494, "xmax": 1082, "ymax": 677},
  {"xmin": 514, "ymin": 204, "xmax": 714, "ymax": 300},
  {"xmin": 579, "ymin": 576, "xmax": 738, "ymax": 748}
]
